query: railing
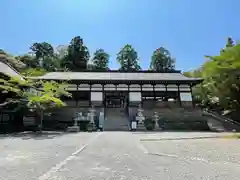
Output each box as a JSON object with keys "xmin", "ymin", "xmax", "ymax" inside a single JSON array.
[{"xmin": 203, "ymin": 109, "xmax": 240, "ymax": 126}]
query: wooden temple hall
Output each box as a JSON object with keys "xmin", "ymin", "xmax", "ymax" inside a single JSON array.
[{"xmin": 35, "ymin": 70, "xmax": 203, "ymax": 129}]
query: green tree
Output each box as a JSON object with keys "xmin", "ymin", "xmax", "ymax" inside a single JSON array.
[
  {"xmin": 53, "ymin": 45, "xmax": 69, "ymax": 71},
  {"xmin": 150, "ymin": 47, "xmax": 175, "ymax": 71},
  {"xmin": 30, "ymin": 42, "xmax": 54, "ymax": 60},
  {"xmin": 92, "ymin": 49, "xmax": 109, "ymax": 70},
  {"xmin": 16, "ymin": 54, "xmax": 38, "ymax": 68},
  {"xmin": 0, "ymin": 50, "xmax": 26, "ymax": 70},
  {"xmin": 0, "ymin": 77, "xmax": 71, "ymax": 131},
  {"xmin": 220, "ymin": 37, "xmax": 235, "ymax": 53},
  {"xmin": 117, "ymin": 44, "xmax": 141, "ymax": 71},
  {"xmin": 184, "ymin": 37, "xmax": 240, "ymax": 112},
  {"xmin": 204, "ymin": 44, "xmax": 240, "ymax": 111},
  {"xmin": 30, "ymin": 42, "xmax": 57, "ymax": 71},
  {"xmin": 62, "ymin": 36, "xmax": 90, "ymax": 71}
]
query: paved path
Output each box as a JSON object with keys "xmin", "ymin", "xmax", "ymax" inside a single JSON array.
[{"xmin": 0, "ymin": 132, "xmax": 240, "ymax": 180}]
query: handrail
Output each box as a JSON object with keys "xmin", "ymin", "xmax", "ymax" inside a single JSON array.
[{"xmin": 203, "ymin": 109, "xmax": 240, "ymax": 126}]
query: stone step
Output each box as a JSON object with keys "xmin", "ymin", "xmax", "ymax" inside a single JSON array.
[{"xmin": 67, "ymin": 126, "xmax": 80, "ymax": 132}]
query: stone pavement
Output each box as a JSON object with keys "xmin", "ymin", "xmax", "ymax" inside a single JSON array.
[{"xmin": 0, "ymin": 132, "xmax": 240, "ymax": 180}]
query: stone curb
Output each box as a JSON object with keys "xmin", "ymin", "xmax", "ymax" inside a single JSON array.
[{"xmin": 140, "ymin": 136, "xmax": 224, "ymax": 141}]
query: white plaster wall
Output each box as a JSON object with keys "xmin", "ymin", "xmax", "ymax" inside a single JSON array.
[
  {"xmin": 129, "ymin": 84, "xmax": 141, "ymax": 91},
  {"xmin": 91, "ymin": 92, "xmax": 103, "ymax": 101},
  {"xmin": 154, "ymin": 84, "xmax": 165, "ymax": 91},
  {"xmin": 104, "ymin": 84, "xmax": 115, "ymax": 91},
  {"xmin": 179, "ymin": 84, "xmax": 190, "ymax": 91},
  {"xmin": 142, "ymin": 84, "xmax": 153, "ymax": 91},
  {"xmin": 180, "ymin": 92, "xmax": 192, "ymax": 101},
  {"xmin": 117, "ymin": 84, "xmax": 128, "ymax": 91},
  {"xmin": 78, "ymin": 84, "xmax": 90, "ymax": 91},
  {"xmin": 129, "ymin": 92, "xmax": 141, "ymax": 102},
  {"xmin": 167, "ymin": 84, "xmax": 178, "ymax": 91},
  {"xmin": 91, "ymin": 84, "xmax": 102, "ymax": 91}
]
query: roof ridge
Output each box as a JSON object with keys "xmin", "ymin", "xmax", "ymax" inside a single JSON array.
[{"xmin": 45, "ymin": 70, "xmax": 182, "ymax": 74}]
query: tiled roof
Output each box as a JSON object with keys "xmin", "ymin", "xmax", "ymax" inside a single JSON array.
[
  {"xmin": 0, "ymin": 61, "xmax": 24, "ymax": 80},
  {"xmin": 33, "ymin": 71, "xmax": 202, "ymax": 82}
]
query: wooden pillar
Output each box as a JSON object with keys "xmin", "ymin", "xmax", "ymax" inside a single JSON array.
[
  {"xmin": 102, "ymin": 84, "xmax": 104, "ymax": 107},
  {"xmin": 190, "ymin": 84, "xmax": 194, "ymax": 107},
  {"xmin": 177, "ymin": 84, "xmax": 182, "ymax": 107},
  {"xmin": 164, "ymin": 84, "xmax": 168, "ymax": 101},
  {"xmin": 127, "ymin": 83, "xmax": 130, "ymax": 107},
  {"xmin": 76, "ymin": 84, "xmax": 79, "ymax": 107},
  {"xmin": 89, "ymin": 84, "xmax": 92, "ymax": 106},
  {"xmin": 153, "ymin": 84, "xmax": 156, "ymax": 100},
  {"xmin": 140, "ymin": 83, "xmax": 143, "ymax": 107}
]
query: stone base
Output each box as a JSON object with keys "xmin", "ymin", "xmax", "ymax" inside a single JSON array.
[
  {"xmin": 137, "ymin": 122, "xmax": 146, "ymax": 131},
  {"xmin": 154, "ymin": 122, "xmax": 162, "ymax": 131},
  {"xmin": 67, "ymin": 126, "xmax": 80, "ymax": 132},
  {"xmin": 87, "ymin": 122, "xmax": 97, "ymax": 132},
  {"xmin": 155, "ymin": 126, "xmax": 163, "ymax": 131}
]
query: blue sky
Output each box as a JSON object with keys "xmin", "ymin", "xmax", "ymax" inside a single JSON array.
[{"xmin": 0, "ymin": 0, "xmax": 239, "ymax": 71}]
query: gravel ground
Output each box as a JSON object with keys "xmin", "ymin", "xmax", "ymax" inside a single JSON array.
[
  {"xmin": 0, "ymin": 132, "xmax": 240, "ymax": 180},
  {"xmin": 142, "ymin": 138, "xmax": 240, "ymax": 164},
  {"xmin": 0, "ymin": 132, "xmax": 97, "ymax": 180}
]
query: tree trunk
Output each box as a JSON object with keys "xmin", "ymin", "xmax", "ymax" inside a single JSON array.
[{"xmin": 39, "ymin": 110, "xmax": 43, "ymax": 132}]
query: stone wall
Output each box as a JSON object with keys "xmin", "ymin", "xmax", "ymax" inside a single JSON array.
[
  {"xmin": 181, "ymin": 101, "xmax": 193, "ymax": 108},
  {"xmin": 45, "ymin": 106, "xmax": 104, "ymax": 123}
]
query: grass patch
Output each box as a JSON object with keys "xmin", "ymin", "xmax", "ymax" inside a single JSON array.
[{"xmin": 222, "ymin": 133, "xmax": 240, "ymax": 139}]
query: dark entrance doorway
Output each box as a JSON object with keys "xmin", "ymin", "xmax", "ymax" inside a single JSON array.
[{"xmin": 104, "ymin": 91, "xmax": 128, "ymax": 108}]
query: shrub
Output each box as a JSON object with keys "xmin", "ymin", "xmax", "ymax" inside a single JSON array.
[{"xmin": 144, "ymin": 118, "xmax": 155, "ymax": 130}]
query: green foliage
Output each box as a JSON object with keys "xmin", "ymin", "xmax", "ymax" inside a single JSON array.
[
  {"xmin": 16, "ymin": 54, "xmax": 38, "ymax": 68},
  {"xmin": 117, "ymin": 44, "xmax": 141, "ymax": 71},
  {"xmin": 144, "ymin": 118, "xmax": 155, "ymax": 130},
  {"xmin": 62, "ymin": 36, "xmax": 90, "ymax": 71},
  {"xmin": 30, "ymin": 42, "xmax": 54, "ymax": 60},
  {"xmin": 0, "ymin": 77, "xmax": 71, "ymax": 111},
  {"xmin": 25, "ymin": 80, "xmax": 71, "ymax": 110},
  {"xmin": 29, "ymin": 42, "xmax": 63, "ymax": 71},
  {"xmin": 21, "ymin": 68, "xmax": 47, "ymax": 77},
  {"xmin": 92, "ymin": 49, "xmax": 109, "ymax": 70},
  {"xmin": 150, "ymin": 47, "xmax": 175, "ymax": 71},
  {"xmin": 184, "ymin": 37, "xmax": 240, "ymax": 112}
]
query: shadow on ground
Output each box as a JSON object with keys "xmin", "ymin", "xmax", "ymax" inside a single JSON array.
[
  {"xmin": 0, "ymin": 131, "xmax": 70, "ymax": 140},
  {"xmin": 130, "ymin": 129, "xmax": 221, "ymax": 135}
]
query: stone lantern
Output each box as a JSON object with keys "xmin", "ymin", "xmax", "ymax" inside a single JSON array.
[
  {"xmin": 87, "ymin": 106, "xmax": 96, "ymax": 131},
  {"xmin": 136, "ymin": 106, "xmax": 145, "ymax": 130},
  {"xmin": 136, "ymin": 107, "xmax": 145, "ymax": 124},
  {"xmin": 88, "ymin": 107, "xmax": 96, "ymax": 124},
  {"xmin": 153, "ymin": 112, "xmax": 159, "ymax": 128}
]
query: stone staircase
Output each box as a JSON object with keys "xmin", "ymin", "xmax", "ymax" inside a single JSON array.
[
  {"xmin": 104, "ymin": 108, "xmax": 129, "ymax": 131},
  {"xmin": 203, "ymin": 110, "xmax": 240, "ymax": 132}
]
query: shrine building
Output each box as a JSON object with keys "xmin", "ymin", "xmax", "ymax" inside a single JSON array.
[
  {"xmin": 34, "ymin": 70, "xmax": 203, "ymax": 129},
  {"xmin": 0, "ymin": 58, "xmax": 205, "ymax": 131}
]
